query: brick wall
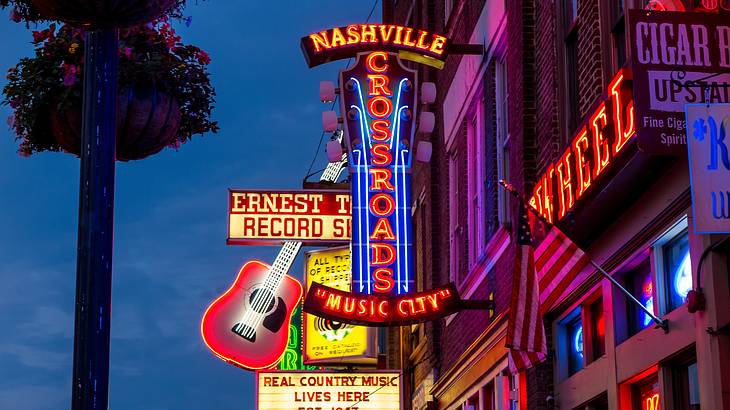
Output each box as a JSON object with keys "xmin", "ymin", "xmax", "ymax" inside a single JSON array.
[{"xmin": 576, "ymin": 0, "xmax": 603, "ymax": 118}]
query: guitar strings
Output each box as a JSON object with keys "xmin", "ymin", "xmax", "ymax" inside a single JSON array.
[{"xmin": 237, "ymin": 137, "xmax": 345, "ymax": 339}]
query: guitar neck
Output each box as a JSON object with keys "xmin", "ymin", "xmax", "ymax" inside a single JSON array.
[{"xmin": 262, "ymin": 134, "xmax": 347, "ymax": 292}]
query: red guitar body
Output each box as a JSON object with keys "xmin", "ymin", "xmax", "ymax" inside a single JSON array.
[{"xmin": 200, "ymin": 260, "xmax": 303, "ymax": 370}]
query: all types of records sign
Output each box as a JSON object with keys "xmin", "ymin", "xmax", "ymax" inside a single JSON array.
[{"xmin": 303, "ymin": 247, "xmax": 377, "ymax": 365}]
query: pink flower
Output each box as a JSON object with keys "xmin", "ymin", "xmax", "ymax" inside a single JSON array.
[
  {"xmin": 9, "ymin": 7, "xmax": 22, "ymax": 23},
  {"xmin": 196, "ymin": 50, "xmax": 211, "ymax": 65},
  {"xmin": 9, "ymin": 99, "xmax": 19, "ymax": 109},
  {"xmin": 62, "ymin": 64, "xmax": 78, "ymax": 86},
  {"xmin": 123, "ymin": 47, "xmax": 132, "ymax": 58}
]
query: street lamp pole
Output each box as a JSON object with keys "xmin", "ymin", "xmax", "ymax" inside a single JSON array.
[{"xmin": 71, "ymin": 29, "xmax": 119, "ymax": 410}]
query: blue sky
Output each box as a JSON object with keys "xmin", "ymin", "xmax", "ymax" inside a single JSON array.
[{"xmin": 0, "ymin": 2, "xmax": 378, "ymax": 409}]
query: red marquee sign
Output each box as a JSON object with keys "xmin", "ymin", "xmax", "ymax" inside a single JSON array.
[
  {"xmin": 530, "ymin": 68, "xmax": 636, "ymax": 223},
  {"xmin": 304, "ymin": 282, "xmax": 461, "ymax": 326}
]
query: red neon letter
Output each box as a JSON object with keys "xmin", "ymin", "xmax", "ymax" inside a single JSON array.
[
  {"xmin": 591, "ymin": 103, "xmax": 610, "ymax": 180},
  {"xmin": 371, "ymin": 144, "xmax": 393, "ymax": 165},
  {"xmin": 370, "ymin": 218, "xmax": 396, "ymax": 240},
  {"xmin": 533, "ymin": 167, "xmax": 555, "ymax": 223},
  {"xmin": 346, "ymin": 25, "xmax": 361, "ymax": 45},
  {"xmin": 369, "ymin": 193, "xmax": 396, "ymax": 217},
  {"xmin": 556, "ymin": 150, "xmax": 574, "ymax": 219},
  {"xmin": 367, "ymin": 96, "xmax": 393, "ymax": 118},
  {"xmin": 370, "ymin": 242, "xmax": 396, "ymax": 264},
  {"xmin": 368, "ymin": 74, "xmax": 392, "ymax": 97},
  {"xmin": 309, "ymin": 31, "xmax": 330, "ymax": 52},
  {"xmin": 370, "ymin": 169, "xmax": 395, "ymax": 191},
  {"xmin": 361, "ymin": 24, "xmax": 377, "ymax": 43},
  {"xmin": 572, "ymin": 127, "xmax": 592, "ymax": 200},
  {"xmin": 609, "ymin": 72, "xmax": 636, "ymax": 155},
  {"xmin": 371, "ymin": 120, "xmax": 392, "ymax": 141},
  {"xmin": 366, "ymin": 51, "xmax": 389, "ymax": 73},
  {"xmin": 373, "ymin": 268, "xmax": 395, "ymax": 293}
]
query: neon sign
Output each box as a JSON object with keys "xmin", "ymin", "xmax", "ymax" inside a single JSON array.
[
  {"xmin": 339, "ymin": 51, "xmax": 416, "ymax": 296},
  {"xmin": 530, "ymin": 69, "xmax": 636, "ymax": 222},
  {"xmin": 301, "ymin": 24, "xmax": 449, "ymax": 68},
  {"xmin": 304, "ymin": 282, "xmax": 461, "ymax": 326},
  {"xmin": 277, "ymin": 304, "xmax": 318, "ymax": 371},
  {"xmin": 227, "ymin": 189, "xmax": 351, "ymax": 245},
  {"xmin": 645, "ymin": 393, "xmax": 660, "ymax": 410}
]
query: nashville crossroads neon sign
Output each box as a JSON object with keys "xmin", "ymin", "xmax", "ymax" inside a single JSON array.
[
  {"xmin": 530, "ymin": 68, "xmax": 636, "ymax": 223},
  {"xmin": 341, "ymin": 51, "xmax": 416, "ymax": 296},
  {"xmin": 301, "ymin": 24, "xmax": 449, "ymax": 68}
]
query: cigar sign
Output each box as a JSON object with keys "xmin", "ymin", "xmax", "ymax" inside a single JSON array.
[
  {"xmin": 256, "ymin": 371, "xmax": 401, "ymax": 410},
  {"xmin": 629, "ymin": 10, "xmax": 730, "ymax": 155},
  {"xmin": 227, "ymin": 189, "xmax": 351, "ymax": 245}
]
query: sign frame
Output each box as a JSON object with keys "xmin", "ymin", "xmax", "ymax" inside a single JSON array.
[
  {"xmin": 302, "ymin": 246, "xmax": 377, "ymax": 365},
  {"xmin": 686, "ymin": 103, "xmax": 730, "ymax": 234},
  {"xmin": 227, "ymin": 188, "xmax": 351, "ymax": 246},
  {"xmin": 255, "ymin": 369, "xmax": 403, "ymax": 410}
]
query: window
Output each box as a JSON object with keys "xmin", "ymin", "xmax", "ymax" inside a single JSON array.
[
  {"xmin": 560, "ymin": 307, "xmax": 585, "ymax": 377},
  {"xmin": 449, "ymin": 141, "xmax": 468, "ymax": 285},
  {"xmin": 611, "ymin": 0, "xmax": 627, "ymax": 71},
  {"xmin": 467, "ymin": 103, "xmax": 486, "ymax": 268},
  {"xmin": 669, "ymin": 358, "xmax": 701, "ymax": 410},
  {"xmin": 662, "ymin": 231, "xmax": 691, "ymax": 312},
  {"xmin": 623, "ymin": 258, "xmax": 655, "ymax": 337},
  {"xmin": 587, "ymin": 297, "xmax": 606, "ymax": 363},
  {"xmin": 495, "ymin": 56, "xmax": 510, "ymax": 227},
  {"xmin": 631, "ymin": 374, "xmax": 659, "ymax": 410},
  {"xmin": 445, "ymin": 0, "xmax": 454, "ymax": 27},
  {"xmin": 563, "ymin": 0, "xmax": 580, "ymax": 134}
]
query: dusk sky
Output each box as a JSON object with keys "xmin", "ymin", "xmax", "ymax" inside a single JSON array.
[{"xmin": 0, "ymin": 2, "xmax": 379, "ymax": 409}]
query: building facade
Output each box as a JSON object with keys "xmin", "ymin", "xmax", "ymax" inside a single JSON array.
[{"xmin": 385, "ymin": 0, "xmax": 730, "ymax": 409}]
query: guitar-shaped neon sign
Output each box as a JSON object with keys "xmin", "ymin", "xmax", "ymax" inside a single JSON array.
[{"xmin": 201, "ymin": 136, "xmax": 348, "ymax": 370}]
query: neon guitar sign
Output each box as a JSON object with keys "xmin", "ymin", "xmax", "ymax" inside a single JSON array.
[{"xmin": 201, "ymin": 145, "xmax": 348, "ymax": 371}]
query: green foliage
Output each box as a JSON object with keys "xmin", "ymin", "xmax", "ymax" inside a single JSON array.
[{"xmin": 2, "ymin": 21, "xmax": 218, "ymax": 156}]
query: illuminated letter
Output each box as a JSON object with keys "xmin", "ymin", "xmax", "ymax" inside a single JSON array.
[
  {"xmin": 572, "ymin": 127, "xmax": 592, "ymax": 199},
  {"xmin": 370, "ymin": 169, "xmax": 395, "ymax": 191},
  {"xmin": 370, "ymin": 219, "xmax": 396, "ymax": 241},
  {"xmin": 361, "ymin": 24, "xmax": 377, "ymax": 43},
  {"xmin": 533, "ymin": 167, "xmax": 554, "ymax": 223},
  {"xmin": 366, "ymin": 51, "xmax": 389, "ymax": 73},
  {"xmin": 609, "ymin": 73, "xmax": 635, "ymax": 155},
  {"xmin": 346, "ymin": 25, "xmax": 361, "ymax": 45},
  {"xmin": 402, "ymin": 28, "xmax": 417, "ymax": 47},
  {"xmin": 415, "ymin": 30, "xmax": 431, "ymax": 50},
  {"xmin": 369, "ymin": 193, "xmax": 396, "ymax": 216},
  {"xmin": 371, "ymin": 143, "xmax": 393, "ymax": 165},
  {"xmin": 371, "ymin": 242, "xmax": 396, "ymax": 264},
  {"xmin": 330, "ymin": 27, "xmax": 346, "ymax": 47},
  {"xmin": 325, "ymin": 293, "xmax": 342, "ymax": 311},
  {"xmin": 379, "ymin": 25, "xmax": 395, "ymax": 42},
  {"xmin": 591, "ymin": 103, "xmax": 610, "ymax": 179},
  {"xmin": 367, "ymin": 74, "xmax": 392, "ymax": 96},
  {"xmin": 393, "ymin": 26, "xmax": 404, "ymax": 45},
  {"xmin": 429, "ymin": 35, "xmax": 447, "ymax": 55},
  {"xmin": 377, "ymin": 300, "xmax": 389, "ymax": 317},
  {"xmin": 367, "ymin": 96, "xmax": 393, "ymax": 118},
  {"xmin": 371, "ymin": 120, "xmax": 392, "ymax": 141},
  {"xmin": 373, "ymin": 268, "xmax": 395, "ymax": 293},
  {"xmin": 309, "ymin": 31, "xmax": 330, "ymax": 52},
  {"xmin": 556, "ymin": 150, "xmax": 574, "ymax": 219}
]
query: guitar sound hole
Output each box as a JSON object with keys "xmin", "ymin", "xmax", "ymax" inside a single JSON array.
[{"xmin": 249, "ymin": 288, "xmax": 275, "ymax": 314}]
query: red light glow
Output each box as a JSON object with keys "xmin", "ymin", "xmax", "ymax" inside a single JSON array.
[{"xmin": 528, "ymin": 69, "xmax": 635, "ymax": 221}]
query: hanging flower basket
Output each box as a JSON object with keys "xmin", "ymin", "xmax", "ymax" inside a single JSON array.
[
  {"xmin": 0, "ymin": 0, "xmax": 184, "ymax": 27},
  {"xmin": 50, "ymin": 87, "xmax": 182, "ymax": 161},
  {"xmin": 3, "ymin": 21, "xmax": 218, "ymax": 160}
]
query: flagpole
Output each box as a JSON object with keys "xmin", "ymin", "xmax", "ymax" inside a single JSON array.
[{"xmin": 498, "ymin": 180, "xmax": 669, "ymax": 332}]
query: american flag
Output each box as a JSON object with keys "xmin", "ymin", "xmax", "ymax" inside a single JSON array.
[{"xmin": 506, "ymin": 202, "xmax": 590, "ymax": 374}]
